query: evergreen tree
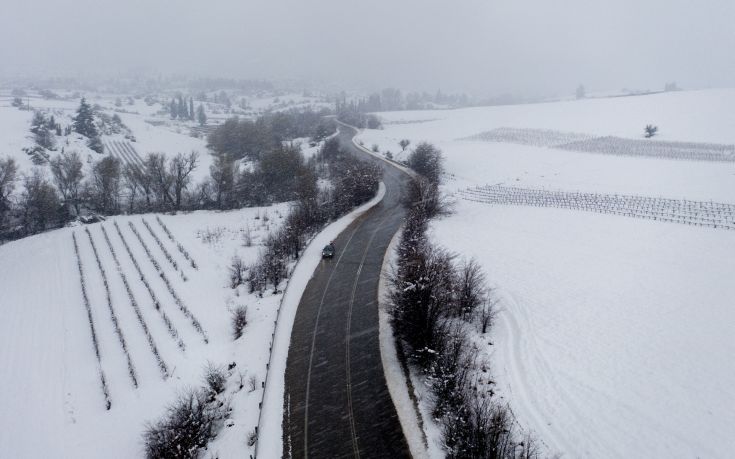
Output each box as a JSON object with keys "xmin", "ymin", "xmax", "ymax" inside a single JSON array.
[
  {"xmin": 197, "ymin": 104, "xmax": 207, "ymax": 126},
  {"xmin": 170, "ymin": 99, "xmax": 178, "ymax": 119},
  {"xmin": 178, "ymin": 96, "xmax": 187, "ymax": 119},
  {"xmin": 73, "ymin": 98, "xmax": 98, "ymax": 138},
  {"xmin": 189, "ymin": 97, "xmax": 195, "ymax": 121}
]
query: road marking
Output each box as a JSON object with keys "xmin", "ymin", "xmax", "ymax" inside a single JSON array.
[
  {"xmin": 303, "ymin": 218, "xmax": 367, "ymax": 458},
  {"xmin": 345, "ymin": 210, "xmax": 393, "ymax": 459}
]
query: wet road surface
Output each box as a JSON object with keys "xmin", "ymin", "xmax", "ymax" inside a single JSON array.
[{"xmin": 283, "ymin": 125, "xmax": 412, "ymax": 458}]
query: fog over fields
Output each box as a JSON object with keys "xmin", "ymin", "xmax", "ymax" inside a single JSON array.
[{"xmin": 1, "ymin": 0, "xmax": 734, "ymax": 96}]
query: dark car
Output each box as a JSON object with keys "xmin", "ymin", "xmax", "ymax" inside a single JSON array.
[{"xmin": 322, "ymin": 243, "xmax": 335, "ymax": 259}]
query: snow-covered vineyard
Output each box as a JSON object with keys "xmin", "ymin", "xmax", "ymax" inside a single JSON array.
[
  {"xmin": 0, "ymin": 206, "xmax": 293, "ymax": 458},
  {"xmin": 464, "ymin": 126, "xmax": 735, "ymax": 162},
  {"xmin": 358, "ymin": 88, "xmax": 735, "ymax": 458},
  {"xmin": 459, "ymin": 185, "xmax": 735, "ymax": 230},
  {"xmin": 104, "ymin": 140, "xmax": 145, "ymax": 169}
]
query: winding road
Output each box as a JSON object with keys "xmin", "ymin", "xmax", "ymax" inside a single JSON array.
[{"xmin": 282, "ymin": 125, "xmax": 412, "ymax": 458}]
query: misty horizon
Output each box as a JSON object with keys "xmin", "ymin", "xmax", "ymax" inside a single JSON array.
[{"xmin": 2, "ymin": 0, "xmax": 734, "ymax": 98}]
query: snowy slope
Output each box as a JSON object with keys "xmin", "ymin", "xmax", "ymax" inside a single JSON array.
[
  {"xmin": 0, "ymin": 205, "xmax": 290, "ymax": 458},
  {"xmin": 360, "ymin": 89, "xmax": 735, "ymax": 457}
]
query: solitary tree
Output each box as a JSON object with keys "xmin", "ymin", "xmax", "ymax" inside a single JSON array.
[
  {"xmin": 576, "ymin": 84, "xmax": 586, "ymax": 99},
  {"xmin": 399, "ymin": 139, "xmax": 411, "ymax": 151}
]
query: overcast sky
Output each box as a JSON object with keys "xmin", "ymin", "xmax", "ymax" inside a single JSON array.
[{"xmin": 2, "ymin": 0, "xmax": 734, "ymax": 96}]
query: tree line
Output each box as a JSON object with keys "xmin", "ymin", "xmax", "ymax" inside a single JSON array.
[
  {"xmin": 0, "ymin": 109, "xmax": 342, "ymax": 244},
  {"xmin": 389, "ymin": 143, "xmax": 540, "ymax": 458},
  {"xmin": 336, "ymin": 88, "xmax": 472, "ymax": 112},
  {"xmin": 169, "ymin": 94, "xmax": 207, "ymax": 126},
  {"xmin": 206, "ymin": 108, "xmax": 335, "ymax": 161}
]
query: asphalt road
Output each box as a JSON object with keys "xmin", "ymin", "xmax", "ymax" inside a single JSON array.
[{"xmin": 282, "ymin": 125, "xmax": 412, "ymax": 458}]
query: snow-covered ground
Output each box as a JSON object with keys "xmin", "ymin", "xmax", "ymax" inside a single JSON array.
[
  {"xmin": 0, "ymin": 205, "xmax": 290, "ymax": 458},
  {"xmin": 359, "ymin": 89, "xmax": 735, "ymax": 457},
  {"xmin": 0, "ymin": 88, "xmax": 330, "ymax": 182}
]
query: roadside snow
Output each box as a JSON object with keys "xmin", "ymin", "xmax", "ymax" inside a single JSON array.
[
  {"xmin": 378, "ymin": 226, "xmax": 442, "ymax": 459},
  {"xmin": 257, "ymin": 182, "xmax": 386, "ymax": 458}
]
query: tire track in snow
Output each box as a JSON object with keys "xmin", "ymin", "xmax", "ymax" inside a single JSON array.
[{"xmin": 496, "ymin": 288, "xmax": 577, "ymax": 455}]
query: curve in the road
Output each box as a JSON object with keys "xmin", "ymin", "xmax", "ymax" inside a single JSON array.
[{"xmin": 283, "ymin": 125, "xmax": 412, "ymax": 458}]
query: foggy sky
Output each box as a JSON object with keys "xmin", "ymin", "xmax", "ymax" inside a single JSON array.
[{"xmin": 2, "ymin": 0, "xmax": 734, "ymax": 96}]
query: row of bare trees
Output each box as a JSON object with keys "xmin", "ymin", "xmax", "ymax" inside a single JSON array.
[
  {"xmin": 389, "ymin": 144, "xmax": 539, "ymax": 458},
  {"xmin": 232, "ymin": 137, "xmax": 383, "ymax": 297}
]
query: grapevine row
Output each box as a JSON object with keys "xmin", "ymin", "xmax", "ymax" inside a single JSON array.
[
  {"xmin": 460, "ymin": 185, "xmax": 735, "ymax": 230},
  {"xmin": 112, "ymin": 221, "xmax": 185, "ymax": 351},
  {"xmin": 84, "ymin": 228, "xmax": 139, "ymax": 388},
  {"xmin": 101, "ymin": 226, "xmax": 169, "ymax": 378},
  {"xmin": 141, "ymin": 218, "xmax": 179, "ymax": 271},
  {"xmin": 127, "ymin": 221, "xmax": 209, "ymax": 343},
  {"xmin": 155, "ymin": 215, "xmax": 198, "ymax": 269},
  {"xmin": 72, "ymin": 233, "xmax": 112, "ymax": 410}
]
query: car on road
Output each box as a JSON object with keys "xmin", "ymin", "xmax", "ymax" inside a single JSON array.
[{"xmin": 322, "ymin": 243, "xmax": 335, "ymax": 259}]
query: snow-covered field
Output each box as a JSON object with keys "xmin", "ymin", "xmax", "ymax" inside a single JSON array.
[
  {"xmin": 0, "ymin": 205, "xmax": 290, "ymax": 458},
  {"xmin": 359, "ymin": 89, "xmax": 735, "ymax": 457}
]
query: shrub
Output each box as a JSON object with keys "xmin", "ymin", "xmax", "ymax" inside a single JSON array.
[
  {"xmin": 229, "ymin": 256, "xmax": 247, "ymax": 289},
  {"xmin": 389, "ymin": 243, "xmax": 456, "ymax": 369},
  {"xmin": 644, "ymin": 124, "xmax": 658, "ymax": 138},
  {"xmin": 247, "ymin": 429, "xmax": 257, "ymax": 447},
  {"xmin": 204, "ymin": 362, "xmax": 227, "ymax": 397},
  {"xmin": 454, "ymin": 259, "xmax": 487, "ymax": 318},
  {"xmin": 407, "ymin": 142, "xmax": 444, "ymax": 184},
  {"xmin": 232, "ymin": 305, "xmax": 248, "ymax": 340},
  {"xmin": 143, "ymin": 388, "xmax": 225, "ymax": 459}
]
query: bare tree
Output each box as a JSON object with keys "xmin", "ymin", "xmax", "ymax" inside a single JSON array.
[
  {"xmin": 399, "ymin": 139, "xmax": 411, "ymax": 151},
  {"xmin": 209, "ymin": 153, "xmax": 237, "ymax": 209},
  {"xmin": 170, "ymin": 152, "xmax": 199, "ymax": 210},
  {"xmin": 144, "ymin": 153, "xmax": 174, "ymax": 208},
  {"xmin": 20, "ymin": 168, "xmax": 62, "ymax": 234},
  {"xmin": 644, "ymin": 124, "xmax": 659, "ymax": 138},
  {"xmin": 49, "ymin": 150, "xmax": 84, "ymax": 215},
  {"xmin": 122, "ymin": 163, "xmax": 142, "ymax": 213},
  {"xmin": 477, "ymin": 297, "xmax": 498, "ymax": 334},
  {"xmin": 89, "ymin": 156, "xmax": 121, "ymax": 214},
  {"xmin": 0, "ymin": 157, "xmax": 18, "ymax": 219},
  {"xmin": 454, "ymin": 258, "xmax": 487, "ymax": 318}
]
